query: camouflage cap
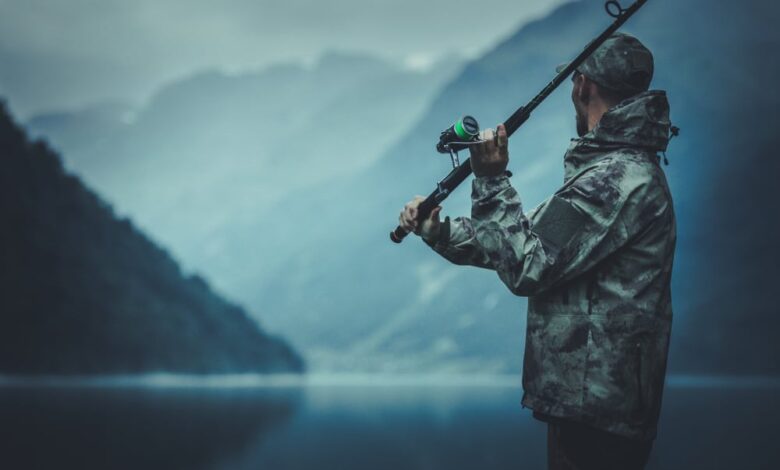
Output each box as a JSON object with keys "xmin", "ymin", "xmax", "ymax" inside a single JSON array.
[{"xmin": 556, "ymin": 32, "xmax": 654, "ymax": 94}]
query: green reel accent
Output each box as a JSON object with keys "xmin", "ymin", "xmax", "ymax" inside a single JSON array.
[
  {"xmin": 454, "ymin": 116, "xmax": 479, "ymax": 140},
  {"xmin": 436, "ymin": 115, "xmax": 480, "ymax": 154}
]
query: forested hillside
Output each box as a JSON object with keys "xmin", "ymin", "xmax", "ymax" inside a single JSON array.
[{"xmin": 0, "ymin": 102, "xmax": 303, "ymax": 374}]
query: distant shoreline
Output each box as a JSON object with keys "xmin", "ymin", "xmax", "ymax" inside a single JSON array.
[{"xmin": 1, "ymin": 373, "xmax": 778, "ymax": 389}]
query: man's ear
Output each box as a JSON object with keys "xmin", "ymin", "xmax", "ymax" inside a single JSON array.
[{"xmin": 575, "ymin": 75, "xmax": 591, "ymax": 105}]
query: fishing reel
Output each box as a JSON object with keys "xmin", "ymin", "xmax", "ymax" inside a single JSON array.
[{"xmin": 436, "ymin": 115, "xmax": 480, "ymax": 168}]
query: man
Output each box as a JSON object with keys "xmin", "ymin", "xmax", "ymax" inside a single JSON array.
[{"xmin": 399, "ymin": 33, "xmax": 675, "ymax": 470}]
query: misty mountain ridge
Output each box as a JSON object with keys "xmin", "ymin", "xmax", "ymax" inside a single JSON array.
[
  {"xmin": 0, "ymin": 102, "xmax": 303, "ymax": 374},
  {"xmin": 26, "ymin": 51, "xmax": 464, "ymax": 298},
  {"xmin": 26, "ymin": 101, "xmax": 135, "ymax": 161}
]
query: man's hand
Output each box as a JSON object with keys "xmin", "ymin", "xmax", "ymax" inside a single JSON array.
[
  {"xmin": 399, "ymin": 196, "xmax": 443, "ymax": 242},
  {"xmin": 469, "ymin": 124, "xmax": 509, "ymax": 177}
]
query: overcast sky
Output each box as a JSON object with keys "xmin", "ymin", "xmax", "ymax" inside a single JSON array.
[{"xmin": 0, "ymin": 0, "xmax": 566, "ymax": 118}]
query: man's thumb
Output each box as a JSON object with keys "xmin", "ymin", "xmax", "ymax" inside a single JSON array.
[{"xmin": 430, "ymin": 206, "xmax": 442, "ymax": 220}]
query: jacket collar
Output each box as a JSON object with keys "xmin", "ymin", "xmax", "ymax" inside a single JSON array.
[{"xmin": 563, "ymin": 90, "xmax": 671, "ymax": 180}]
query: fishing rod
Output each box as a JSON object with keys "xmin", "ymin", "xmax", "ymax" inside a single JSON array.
[{"xmin": 390, "ymin": 0, "xmax": 649, "ymax": 243}]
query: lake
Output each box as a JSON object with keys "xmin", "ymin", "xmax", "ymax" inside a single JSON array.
[{"xmin": 1, "ymin": 375, "xmax": 778, "ymax": 469}]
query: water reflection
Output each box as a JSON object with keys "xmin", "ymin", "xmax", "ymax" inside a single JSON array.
[
  {"xmin": 0, "ymin": 385, "xmax": 299, "ymax": 470},
  {"xmin": 1, "ymin": 376, "xmax": 779, "ymax": 469}
]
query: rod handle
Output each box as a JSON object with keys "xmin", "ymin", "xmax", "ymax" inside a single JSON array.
[{"xmin": 390, "ymin": 225, "xmax": 409, "ymax": 243}]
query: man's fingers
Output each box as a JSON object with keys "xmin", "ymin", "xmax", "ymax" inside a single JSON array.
[
  {"xmin": 468, "ymin": 129, "xmax": 488, "ymax": 158},
  {"xmin": 406, "ymin": 210, "xmax": 417, "ymax": 228},
  {"xmin": 496, "ymin": 124, "xmax": 508, "ymax": 150},
  {"xmin": 402, "ymin": 197, "xmax": 425, "ymax": 230},
  {"xmin": 399, "ymin": 211, "xmax": 412, "ymax": 231},
  {"xmin": 480, "ymin": 128, "xmax": 496, "ymax": 147},
  {"xmin": 404, "ymin": 196, "xmax": 424, "ymax": 216},
  {"xmin": 480, "ymin": 128, "xmax": 497, "ymax": 153},
  {"xmin": 409, "ymin": 205, "xmax": 417, "ymax": 220},
  {"xmin": 400, "ymin": 197, "xmax": 439, "ymax": 235}
]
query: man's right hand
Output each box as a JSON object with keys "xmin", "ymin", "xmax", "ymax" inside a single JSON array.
[{"xmin": 399, "ymin": 196, "xmax": 443, "ymax": 242}]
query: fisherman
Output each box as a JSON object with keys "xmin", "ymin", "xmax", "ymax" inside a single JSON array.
[{"xmin": 399, "ymin": 32, "xmax": 675, "ymax": 470}]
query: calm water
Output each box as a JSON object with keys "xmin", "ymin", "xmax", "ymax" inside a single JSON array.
[{"xmin": 1, "ymin": 375, "xmax": 778, "ymax": 470}]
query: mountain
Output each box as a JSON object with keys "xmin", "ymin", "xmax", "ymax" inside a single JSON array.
[
  {"xmin": 25, "ymin": 51, "xmax": 463, "ymax": 299},
  {"xmin": 26, "ymin": 102, "xmax": 135, "ymax": 159},
  {"xmin": 248, "ymin": 0, "xmax": 780, "ymax": 374},
  {"xmin": 0, "ymin": 102, "xmax": 303, "ymax": 374}
]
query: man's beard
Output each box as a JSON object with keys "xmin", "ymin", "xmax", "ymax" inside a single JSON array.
[{"xmin": 575, "ymin": 110, "xmax": 588, "ymax": 137}]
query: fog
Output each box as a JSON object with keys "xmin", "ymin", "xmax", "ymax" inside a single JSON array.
[{"xmin": 0, "ymin": 0, "xmax": 565, "ymax": 117}]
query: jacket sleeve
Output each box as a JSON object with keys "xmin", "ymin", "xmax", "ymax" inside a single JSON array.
[
  {"xmin": 469, "ymin": 159, "xmax": 651, "ymax": 296},
  {"xmin": 423, "ymin": 215, "xmax": 494, "ymax": 269},
  {"xmin": 424, "ymin": 200, "xmax": 544, "ymax": 270}
]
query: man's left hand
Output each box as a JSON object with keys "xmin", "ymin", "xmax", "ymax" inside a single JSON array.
[{"xmin": 469, "ymin": 124, "xmax": 509, "ymax": 177}]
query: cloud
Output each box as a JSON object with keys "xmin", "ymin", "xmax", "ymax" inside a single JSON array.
[{"xmin": 0, "ymin": 0, "xmax": 565, "ymax": 117}]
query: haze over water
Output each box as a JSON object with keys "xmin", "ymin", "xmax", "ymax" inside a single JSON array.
[{"xmin": 2, "ymin": 375, "xmax": 778, "ymax": 469}]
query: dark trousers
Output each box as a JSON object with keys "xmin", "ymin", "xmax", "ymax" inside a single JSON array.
[{"xmin": 547, "ymin": 420, "xmax": 653, "ymax": 470}]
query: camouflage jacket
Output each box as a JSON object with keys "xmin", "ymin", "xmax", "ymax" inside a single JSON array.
[{"xmin": 426, "ymin": 91, "xmax": 676, "ymax": 440}]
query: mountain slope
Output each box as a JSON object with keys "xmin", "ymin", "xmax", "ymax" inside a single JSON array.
[
  {"xmin": 26, "ymin": 52, "xmax": 463, "ymax": 299},
  {"xmin": 0, "ymin": 102, "xmax": 303, "ymax": 374}
]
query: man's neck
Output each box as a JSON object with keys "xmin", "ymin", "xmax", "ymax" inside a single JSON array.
[{"xmin": 587, "ymin": 102, "xmax": 611, "ymax": 133}]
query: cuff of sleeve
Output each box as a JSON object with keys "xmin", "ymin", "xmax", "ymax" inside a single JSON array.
[
  {"xmin": 472, "ymin": 172, "xmax": 512, "ymax": 200},
  {"xmin": 423, "ymin": 216, "xmax": 451, "ymax": 250}
]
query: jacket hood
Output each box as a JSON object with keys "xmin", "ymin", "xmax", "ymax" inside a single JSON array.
[{"xmin": 564, "ymin": 90, "xmax": 671, "ymax": 178}]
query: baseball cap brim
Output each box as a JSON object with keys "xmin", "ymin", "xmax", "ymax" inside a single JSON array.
[{"xmin": 555, "ymin": 62, "xmax": 570, "ymax": 74}]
